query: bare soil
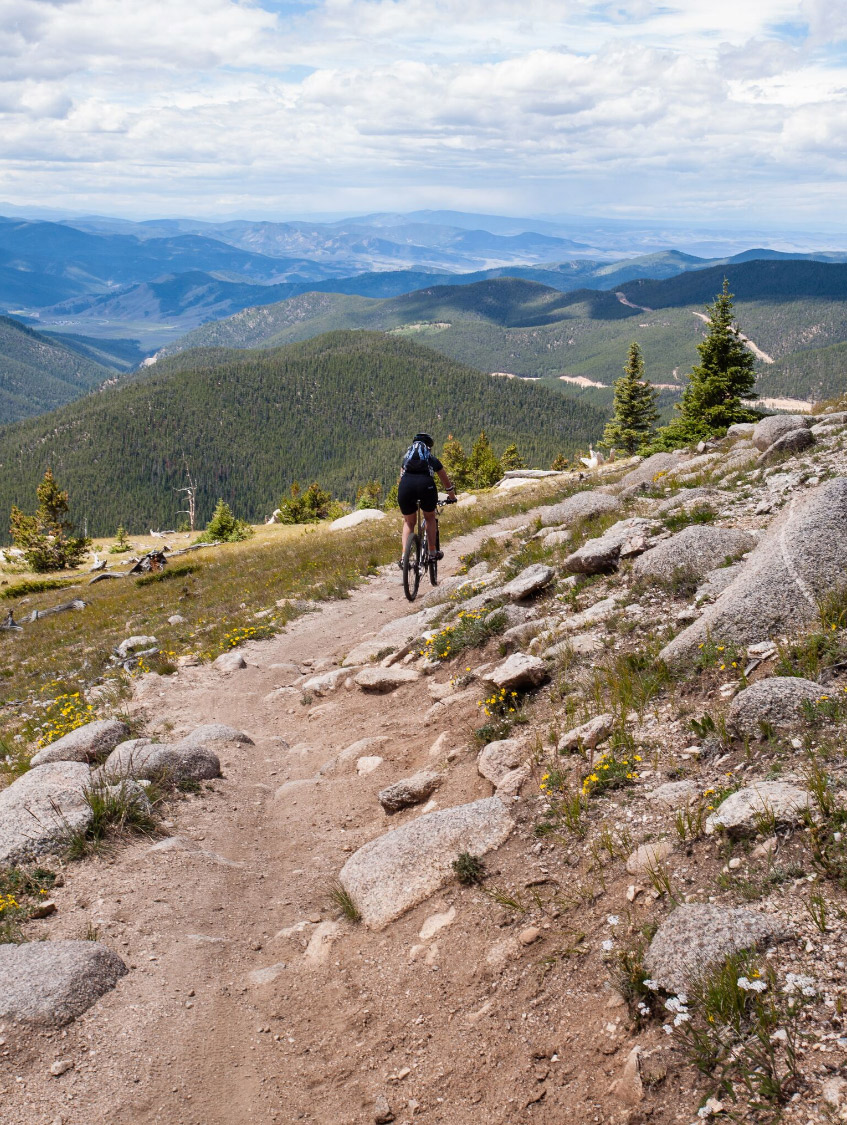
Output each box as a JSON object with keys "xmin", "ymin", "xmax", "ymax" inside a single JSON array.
[{"xmin": 1, "ymin": 511, "xmax": 692, "ymax": 1125}]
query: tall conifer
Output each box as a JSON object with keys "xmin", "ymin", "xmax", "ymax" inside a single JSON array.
[
  {"xmin": 600, "ymin": 342, "xmax": 659, "ymax": 454},
  {"xmin": 653, "ymin": 280, "xmax": 758, "ymax": 448}
]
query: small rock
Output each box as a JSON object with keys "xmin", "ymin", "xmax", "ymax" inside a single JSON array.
[
  {"xmin": 102, "ymin": 740, "xmax": 221, "ymax": 783},
  {"xmin": 495, "ymin": 765, "xmax": 529, "ymax": 799},
  {"xmin": 477, "ymin": 739, "xmax": 525, "ymax": 785},
  {"xmin": 357, "ymin": 756, "xmax": 384, "ymax": 776},
  {"xmin": 373, "ymin": 1093, "xmax": 395, "ymax": 1124},
  {"xmin": 378, "ymin": 771, "xmax": 443, "ymax": 814},
  {"xmin": 179, "ymin": 723, "xmax": 253, "ymax": 746},
  {"xmin": 50, "ymin": 1058, "xmax": 74, "ymax": 1077},
  {"xmin": 167, "ymin": 614, "xmax": 186, "ymax": 625},
  {"xmin": 213, "ymin": 651, "xmax": 247, "ymax": 672},
  {"xmin": 705, "ymin": 782, "xmax": 811, "ymax": 835},
  {"xmin": 0, "ymin": 941, "xmax": 128, "ymax": 1026},
  {"xmin": 611, "ymin": 1046, "xmax": 643, "ymax": 1105},
  {"xmin": 646, "ymin": 781, "xmax": 699, "ymax": 807},
  {"xmin": 519, "ymin": 926, "xmax": 541, "ymax": 946},
  {"xmin": 485, "ymin": 652, "xmax": 547, "ymax": 692},
  {"xmin": 419, "ymin": 907, "xmax": 456, "ymax": 941},
  {"xmin": 502, "ymin": 564, "xmax": 555, "ymax": 602},
  {"xmin": 822, "ymin": 1075, "xmax": 847, "ymax": 1108},
  {"xmin": 31, "ymin": 899, "xmax": 57, "ymax": 919},
  {"xmin": 557, "ymin": 713, "xmax": 613, "ymax": 754},
  {"xmin": 626, "ymin": 841, "xmax": 673, "ymax": 876}
]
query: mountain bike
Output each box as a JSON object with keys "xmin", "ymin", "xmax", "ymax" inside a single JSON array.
[{"xmin": 402, "ymin": 497, "xmax": 455, "ymax": 602}]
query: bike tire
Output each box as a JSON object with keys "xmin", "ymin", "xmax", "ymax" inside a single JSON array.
[
  {"xmin": 428, "ymin": 520, "xmax": 439, "ymax": 586},
  {"xmin": 402, "ymin": 533, "xmax": 421, "ymax": 602}
]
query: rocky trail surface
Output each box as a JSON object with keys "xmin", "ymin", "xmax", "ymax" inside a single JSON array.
[{"xmin": 6, "ymin": 405, "xmax": 847, "ymax": 1125}]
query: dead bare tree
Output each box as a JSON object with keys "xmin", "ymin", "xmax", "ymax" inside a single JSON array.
[{"xmin": 175, "ymin": 457, "xmax": 198, "ymax": 532}]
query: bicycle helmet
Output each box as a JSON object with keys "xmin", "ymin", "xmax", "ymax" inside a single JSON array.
[{"xmin": 413, "ymin": 432, "xmax": 434, "ymax": 448}]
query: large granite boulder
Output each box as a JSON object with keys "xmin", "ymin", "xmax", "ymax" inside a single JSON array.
[
  {"xmin": 660, "ymin": 478, "xmax": 847, "ymax": 662},
  {"xmin": 728, "ymin": 677, "xmax": 825, "ymax": 738},
  {"xmin": 536, "ymin": 491, "xmax": 620, "ymax": 528},
  {"xmin": 339, "ymin": 797, "xmax": 513, "ymax": 928},
  {"xmin": 752, "ymin": 414, "xmax": 810, "ymax": 452},
  {"xmin": 632, "ymin": 526, "xmax": 756, "ymax": 584},
  {"xmin": 564, "ymin": 517, "xmax": 657, "ymax": 574},
  {"xmin": 705, "ymin": 782, "xmax": 810, "ymax": 835},
  {"xmin": 0, "ymin": 763, "xmax": 91, "ymax": 865},
  {"xmin": 614, "ymin": 451, "xmax": 685, "ymax": 494},
  {"xmin": 30, "ymin": 719, "xmax": 130, "ymax": 767},
  {"xmin": 645, "ymin": 904, "xmax": 788, "ymax": 994},
  {"xmin": 757, "ymin": 427, "xmax": 815, "ymax": 466},
  {"xmin": 502, "ymin": 564, "xmax": 554, "ymax": 602},
  {"xmin": 0, "ymin": 941, "xmax": 127, "ymax": 1026},
  {"xmin": 102, "ymin": 740, "xmax": 221, "ymax": 783}
]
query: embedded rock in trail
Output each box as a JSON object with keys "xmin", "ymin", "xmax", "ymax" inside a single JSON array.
[
  {"xmin": 102, "ymin": 740, "xmax": 221, "ymax": 783},
  {"xmin": 645, "ymin": 904, "xmax": 788, "ymax": 994},
  {"xmin": 654, "ymin": 487, "xmax": 720, "ymax": 515},
  {"xmin": 502, "ymin": 563, "xmax": 554, "ymax": 602},
  {"xmin": 614, "ymin": 451, "xmax": 685, "ymax": 495},
  {"xmin": 536, "ymin": 491, "xmax": 620, "ymax": 528},
  {"xmin": 632, "ymin": 526, "xmax": 756, "ymax": 584},
  {"xmin": 176, "ymin": 723, "xmax": 253, "ymax": 746},
  {"xmin": 564, "ymin": 517, "xmax": 657, "ymax": 574},
  {"xmin": 343, "ymin": 606, "xmax": 440, "ymax": 666},
  {"xmin": 30, "ymin": 718, "xmax": 130, "ymax": 766},
  {"xmin": 647, "ymin": 780, "xmax": 700, "ymax": 807},
  {"xmin": 378, "ymin": 771, "xmax": 443, "ymax": 814},
  {"xmin": 485, "ymin": 653, "xmax": 547, "ymax": 691},
  {"xmin": 660, "ymin": 478, "xmax": 847, "ymax": 663},
  {"xmin": 354, "ymin": 667, "xmax": 421, "ymax": 692},
  {"xmin": 752, "ymin": 413, "xmax": 810, "ymax": 452},
  {"xmin": 728, "ymin": 677, "xmax": 824, "ymax": 738},
  {"xmin": 706, "ymin": 782, "xmax": 810, "ymax": 835},
  {"xmin": 0, "ymin": 941, "xmax": 127, "ymax": 1026},
  {"xmin": 477, "ymin": 739, "xmax": 525, "ymax": 785},
  {"xmin": 213, "ymin": 651, "xmax": 247, "ymax": 672},
  {"xmin": 329, "ymin": 509, "xmax": 386, "ymax": 530},
  {"xmin": 302, "ymin": 668, "xmax": 355, "ymax": 696},
  {"xmin": 0, "ymin": 762, "xmax": 91, "ymax": 865},
  {"xmin": 757, "ymin": 427, "xmax": 815, "ymax": 466},
  {"xmin": 339, "ymin": 797, "xmax": 513, "ymax": 929}
]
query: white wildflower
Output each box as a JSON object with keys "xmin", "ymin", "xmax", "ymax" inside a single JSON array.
[
  {"xmin": 642, "ymin": 978, "xmax": 659, "ymax": 990},
  {"xmin": 607, "ymin": 915, "xmax": 620, "ymax": 926},
  {"xmin": 601, "ymin": 939, "xmax": 614, "ymax": 952},
  {"xmin": 662, "ymin": 1023, "xmax": 673, "ymax": 1035},
  {"xmin": 784, "ymin": 973, "xmax": 817, "ymax": 997},
  {"xmin": 737, "ymin": 976, "xmax": 767, "ymax": 993}
]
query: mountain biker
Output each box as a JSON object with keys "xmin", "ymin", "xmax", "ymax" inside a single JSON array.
[{"xmin": 398, "ymin": 432, "xmax": 456, "ymax": 566}]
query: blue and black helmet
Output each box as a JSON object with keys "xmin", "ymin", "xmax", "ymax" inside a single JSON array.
[{"xmin": 413, "ymin": 432, "xmax": 434, "ymax": 448}]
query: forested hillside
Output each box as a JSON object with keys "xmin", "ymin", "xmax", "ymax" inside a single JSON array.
[
  {"xmin": 0, "ymin": 316, "xmax": 112, "ymax": 423},
  {"xmin": 160, "ymin": 262, "xmax": 847, "ymax": 402},
  {"xmin": 0, "ymin": 331, "xmax": 606, "ymax": 538}
]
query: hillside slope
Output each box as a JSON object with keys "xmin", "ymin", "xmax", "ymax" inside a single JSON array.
[
  {"xmin": 0, "ymin": 315, "xmax": 112, "ymax": 423},
  {"xmin": 159, "ymin": 262, "xmax": 847, "ymax": 400},
  {"xmin": 0, "ymin": 330, "xmax": 607, "ymax": 536}
]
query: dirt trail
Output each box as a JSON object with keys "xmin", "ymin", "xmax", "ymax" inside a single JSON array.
[{"xmin": 8, "ymin": 508, "xmax": 625, "ymax": 1125}]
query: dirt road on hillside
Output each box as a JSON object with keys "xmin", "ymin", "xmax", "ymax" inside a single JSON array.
[{"xmin": 4, "ymin": 508, "xmax": 636, "ymax": 1125}]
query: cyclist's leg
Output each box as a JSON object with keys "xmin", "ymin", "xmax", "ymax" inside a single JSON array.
[{"xmin": 401, "ymin": 512, "xmax": 417, "ymax": 554}]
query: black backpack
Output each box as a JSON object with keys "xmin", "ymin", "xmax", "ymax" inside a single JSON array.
[{"xmin": 402, "ymin": 439, "xmax": 432, "ymax": 475}]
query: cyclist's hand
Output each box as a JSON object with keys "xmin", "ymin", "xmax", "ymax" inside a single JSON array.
[{"xmin": 445, "ymin": 495, "xmax": 458, "ymax": 504}]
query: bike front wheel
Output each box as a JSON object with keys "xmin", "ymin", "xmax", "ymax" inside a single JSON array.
[{"xmin": 402, "ymin": 532, "xmax": 421, "ymax": 602}]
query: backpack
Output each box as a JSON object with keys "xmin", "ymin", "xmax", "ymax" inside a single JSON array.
[{"xmin": 402, "ymin": 439, "xmax": 433, "ymax": 476}]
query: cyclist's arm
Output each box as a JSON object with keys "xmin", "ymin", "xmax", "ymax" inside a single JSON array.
[{"xmin": 436, "ymin": 467, "xmax": 456, "ymax": 497}]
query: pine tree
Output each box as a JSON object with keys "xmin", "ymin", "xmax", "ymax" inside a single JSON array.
[
  {"xmin": 355, "ymin": 480, "xmax": 382, "ymax": 510},
  {"xmin": 500, "ymin": 443, "xmax": 526, "ymax": 472},
  {"xmin": 9, "ymin": 468, "xmax": 90, "ymax": 571},
  {"xmin": 466, "ymin": 431, "xmax": 503, "ymax": 489},
  {"xmin": 550, "ymin": 453, "xmax": 569, "ymax": 471},
  {"xmin": 653, "ymin": 280, "xmax": 759, "ymax": 449},
  {"xmin": 600, "ymin": 342, "xmax": 659, "ymax": 454},
  {"xmin": 440, "ymin": 434, "xmax": 470, "ymax": 490},
  {"xmin": 196, "ymin": 499, "xmax": 254, "ymax": 542}
]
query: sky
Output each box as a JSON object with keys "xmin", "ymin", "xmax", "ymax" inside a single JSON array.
[{"xmin": 1, "ymin": 0, "xmax": 847, "ymax": 228}]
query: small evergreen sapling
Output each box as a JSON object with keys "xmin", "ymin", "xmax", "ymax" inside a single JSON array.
[
  {"xmin": 466, "ymin": 431, "xmax": 503, "ymax": 489},
  {"xmin": 440, "ymin": 434, "xmax": 470, "ymax": 490},
  {"xmin": 500, "ymin": 443, "xmax": 526, "ymax": 472},
  {"xmin": 195, "ymin": 499, "xmax": 254, "ymax": 542},
  {"xmin": 601, "ymin": 342, "xmax": 659, "ymax": 454},
  {"xmin": 9, "ymin": 468, "xmax": 90, "ymax": 572}
]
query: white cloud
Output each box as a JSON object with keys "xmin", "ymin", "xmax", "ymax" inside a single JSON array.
[{"xmin": 0, "ymin": 0, "xmax": 844, "ymax": 223}]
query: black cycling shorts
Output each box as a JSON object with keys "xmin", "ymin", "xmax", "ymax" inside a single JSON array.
[{"xmin": 398, "ymin": 473, "xmax": 438, "ymax": 516}]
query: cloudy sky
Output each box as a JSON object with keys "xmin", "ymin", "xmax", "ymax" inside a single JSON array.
[{"xmin": 1, "ymin": 0, "xmax": 846, "ymax": 226}]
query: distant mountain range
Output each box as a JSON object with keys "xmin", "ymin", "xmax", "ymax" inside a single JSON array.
[{"xmin": 0, "ymin": 331, "xmax": 608, "ymax": 537}]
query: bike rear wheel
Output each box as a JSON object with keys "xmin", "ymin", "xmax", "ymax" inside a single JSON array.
[
  {"xmin": 402, "ymin": 532, "xmax": 421, "ymax": 602},
  {"xmin": 428, "ymin": 520, "xmax": 440, "ymax": 586}
]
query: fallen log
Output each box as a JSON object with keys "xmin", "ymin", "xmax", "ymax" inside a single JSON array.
[
  {"xmin": 23, "ymin": 599, "xmax": 87, "ymax": 623},
  {"xmin": 89, "ymin": 572, "xmax": 126, "ymax": 584},
  {"xmin": 129, "ymin": 550, "xmax": 168, "ymax": 575}
]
